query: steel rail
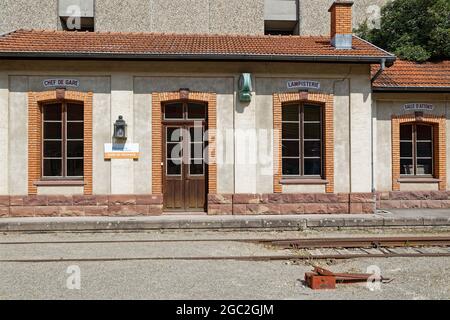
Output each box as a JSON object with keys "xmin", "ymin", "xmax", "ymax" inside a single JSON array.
[
  {"xmin": 1, "ymin": 252, "xmax": 450, "ymax": 263},
  {"xmin": 1, "ymin": 236, "xmax": 450, "ymax": 246},
  {"xmin": 265, "ymin": 236, "xmax": 450, "ymax": 249}
]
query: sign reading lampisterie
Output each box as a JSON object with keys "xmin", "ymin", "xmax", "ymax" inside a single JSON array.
[
  {"xmin": 287, "ymin": 80, "xmax": 320, "ymax": 90},
  {"xmin": 43, "ymin": 79, "xmax": 80, "ymax": 88},
  {"xmin": 403, "ymin": 103, "xmax": 434, "ymax": 111}
]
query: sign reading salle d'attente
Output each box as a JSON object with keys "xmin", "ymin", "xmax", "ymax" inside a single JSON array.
[
  {"xmin": 403, "ymin": 103, "xmax": 434, "ymax": 111},
  {"xmin": 287, "ymin": 80, "xmax": 320, "ymax": 90}
]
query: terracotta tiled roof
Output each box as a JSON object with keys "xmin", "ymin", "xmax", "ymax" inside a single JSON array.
[
  {"xmin": 0, "ymin": 29, "xmax": 393, "ymax": 61},
  {"xmin": 372, "ymin": 60, "xmax": 450, "ymax": 91}
]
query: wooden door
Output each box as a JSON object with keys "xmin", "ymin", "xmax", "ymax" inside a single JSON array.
[{"xmin": 162, "ymin": 103, "xmax": 207, "ymax": 212}]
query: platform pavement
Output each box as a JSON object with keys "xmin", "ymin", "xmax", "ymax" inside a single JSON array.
[{"xmin": 0, "ymin": 209, "xmax": 449, "ymax": 232}]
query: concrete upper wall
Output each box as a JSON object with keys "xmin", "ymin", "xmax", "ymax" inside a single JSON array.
[
  {"xmin": 0, "ymin": 0, "xmax": 388, "ymax": 35},
  {"xmin": 0, "ymin": 0, "xmax": 58, "ymax": 34},
  {"xmin": 374, "ymin": 93, "xmax": 450, "ymax": 192},
  {"xmin": 0, "ymin": 0, "xmax": 263, "ymax": 35}
]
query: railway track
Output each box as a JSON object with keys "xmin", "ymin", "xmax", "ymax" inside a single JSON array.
[{"xmin": 1, "ymin": 236, "xmax": 450, "ymax": 262}]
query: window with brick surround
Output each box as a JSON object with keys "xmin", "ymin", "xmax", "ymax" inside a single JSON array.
[
  {"xmin": 282, "ymin": 103, "xmax": 323, "ymax": 177},
  {"xmin": 42, "ymin": 102, "xmax": 84, "ymax": 179},
  {"xmin": 400, "ymin": 123, "xmax": 433, "ymax": 176}
]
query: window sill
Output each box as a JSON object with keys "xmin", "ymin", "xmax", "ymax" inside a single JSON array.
[
  {"xmin": 280, "ymin": 178, "xmax": 329, "ymax": 185},
  {"xmin": 397, "ymin": 178, "xmax": 440, "ymax": 184},
  {"xmin": 34, "ymin": 180, "xmax": 85, "ymax": 187}
]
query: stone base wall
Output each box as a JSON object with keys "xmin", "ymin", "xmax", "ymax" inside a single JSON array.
[
  {"xmin": 3, "ymin": 191, "xmax": 449, "ymax": 217},
  {"xmin": 208, "ymin": 193, "xmax": 376, "ymax": 215},
  {"xmin": 377, "ymin": 191, "xmax": 450, "ymax": 210},
  {"xmin": 0, "ymin": 195, "xmax": 163, "ymax": 217}
]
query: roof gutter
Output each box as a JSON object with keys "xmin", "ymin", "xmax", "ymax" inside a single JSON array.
[
  {"xmin": 373, "ymin": 86, "xmax": 450, "ymax": 93},
  {"xmin": 0, "ymin": 51, "xmax": 397, "ymax": 64}
]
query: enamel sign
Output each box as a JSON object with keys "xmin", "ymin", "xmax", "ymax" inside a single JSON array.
[
  {"xmin": 403, "ymin": 103, "xmax": 434, "ymax": 111},
  {"xmin": 287, "ymin": 80, "xmax": 320, "ymax": 90},
  {"xmin": 104, "ymin": 143, "xmax": 140, "ymax": 160},
  {"xmin": 43, "ymin": 79, "xmax": 80, "ymax": 88}
]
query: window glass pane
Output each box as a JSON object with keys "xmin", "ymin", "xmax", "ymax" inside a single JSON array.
[
  {"xmin": 282, "ymin": 123, "xmax": 299, "ymax": 140},
  {"xmin": 189, "ymin": 127, "xmax": 204, "ymax": 142},
  {"xmin": 400, "ymin": 125, "xmax": 413, "ymax": 140},
  {"xmin": 44, "ymin": 122, "xmax": 62, "ymax": 139},
  {"xmin": 167, "ymin": 127, "xmax": 182, "ymax": 142},
  {"xmin": 400, "ymin": 159, "xmax": 413, "ymax": 175},
  {"xmin": 67, "ymin": 104, "xmax": 84, "ymax": 121},
  {"xmin": 44, "ymin": 104, "xmax": 62, "ymax": 121},
  {"xmin": 167, "ymin": 160, "xmax": 181, "ymax": 175},
  {"xmin": 67, "ymin": 159, "xmax": 84, "ymax": 177},
  {"xmin": 190, "ymin": 163, "xmax": 204, "ymax": 175},
  {"xmin": 165, "ymin": 103, "xmax": 183, "ymax": 119},
  {"xmin": 282, "ymin": 105, "xmax": 299, "ymax": 121},
  {"xmin": 282, "ymin": 158, "xmax": 299, "ymax": 175},
  {"xmin": 304, "ymin": 159, "xmax": 321, "ymax": 176},
  {"xmin": 417, "ymin": 159, "xmax": 432, "ymax": 175},
  {"xmin": 167, "ymin": 143, "xmax": 182, "ymax": 159},
  {"xmin": 304, "ymin": 141, "xmax": 321, "ymax": 157},
  {"xmin": 282, "ymin": 141, "xmax": 300, "ymax": 157},
  {"xmin": 304, "ymin": 105, "xmax": 321, "ymax": 121},
  {"xmin": 44, "ymin": 141, "xmax": 62, "ymax": 158},
  {"xmin": 187, "ymin": 103, "xmax": 206, "ymax": 119},
  {"xmin": 44, "ymin": 159, "xmax": 62, "ymax": 176},
  {"xmin": 417, "ymin": 142, "xmax": 432, "ymax": 158},
  {"xmin": 417, "ymin": 125, "xmax": 432, "ymax": 140},
  {"xmin": 67, "ymin": 141, "xmax": 84, "ymax": 158},
  {"xmin": 190, "ymin": 143, "xmax": 204, "ymax": 159},
  {"xmin": 304, "ymin": 123, "xmax": 321, "ymax": 140},
  {"xmin": 400, "ymin": 142, "xmax": 413, "ymax": 157},
  {"xmin": 67, "ymin": 122, "xmax": 84, "ymax": 139}
]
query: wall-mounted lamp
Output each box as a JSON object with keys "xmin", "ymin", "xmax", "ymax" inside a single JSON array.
[{"xmin": 113, "ymin": 115, "xmax": 127, "ymax": 140}]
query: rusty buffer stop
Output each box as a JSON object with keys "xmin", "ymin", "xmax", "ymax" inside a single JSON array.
[{"xmin": 305, "ymin": 266, "xmax": 392, "ymax": 290}]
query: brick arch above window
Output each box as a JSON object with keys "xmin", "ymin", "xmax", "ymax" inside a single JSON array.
[
  {"xmin": 27, "ymin": 90, "xmax": 93, "ymax": 195},
  {"xmin": 151, "ymin": 91, "xmax": 217, "ymax": 195},
  {"xmin": 392, "ymin": 113, "xmax": 447, "ymax": 191},
  {"xmin": 273, "ymin": 92, "xmax": 334, "ymax": 193}
]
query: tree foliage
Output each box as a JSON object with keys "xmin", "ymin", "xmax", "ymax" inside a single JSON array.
[{"xmin": 355, "ymin": 0, "xmax": 450, "ymax": 62}]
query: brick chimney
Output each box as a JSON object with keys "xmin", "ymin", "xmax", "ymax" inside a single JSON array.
[{"xmin": 329, "ymin": 0, "xmax": 354, "ymax": 49}]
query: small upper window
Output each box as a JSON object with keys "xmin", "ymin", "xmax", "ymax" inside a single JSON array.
[
  {"xmin": 61, "ymin": 17, "xmax": 94, "ymax": 32},
  {"xmin": 59, "ymin": 0, "xmax": 95, "ymax": 31}
]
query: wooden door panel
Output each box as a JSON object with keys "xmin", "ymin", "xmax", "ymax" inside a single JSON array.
[{"xmin": 164, "ymin": 179, "xmax": 184, "ymax": 210}]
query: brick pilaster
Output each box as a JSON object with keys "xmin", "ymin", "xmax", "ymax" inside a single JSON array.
[
  {"xmin": 392, "ymin": 114, "xmax": 447, "ymax": 191},
  {"xmin": 152, "ymin": 91, "xmax": 218, "ymax": 196},
  {"xmin": 273, "ymin": 92, "xmax": 335, "ymax": 193},
  {"xmin": 27, "ymin": 90, "xmax": 93, "ymax": 195}
]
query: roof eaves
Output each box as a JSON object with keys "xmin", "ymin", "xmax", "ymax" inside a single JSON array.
[
  {"xmin": 373, "ymin": 86, "xmax": 450, "ymax": 93},
  {"xmin": 353, "ymin": 35, "xmax": 396, "ymax": 62},
  {"xmin": 0, "ymin": 51, "xmax": 394, "ymax": 63}
]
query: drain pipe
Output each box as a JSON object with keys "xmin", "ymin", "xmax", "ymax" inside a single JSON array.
[
  {"xmin": 371, "ymin": 58, "xmax": 386, "ymax": 83},
  {"xmin": 370, "ymin": 58, "xmax": 386, "ymax": 194}
]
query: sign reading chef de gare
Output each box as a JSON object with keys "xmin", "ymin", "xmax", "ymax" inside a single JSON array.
[{"xmin": 43, "ymin": 79, "xmax": 80, "ymax": 88}]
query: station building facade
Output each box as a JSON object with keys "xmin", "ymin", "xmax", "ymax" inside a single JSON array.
[{"xmin": 0, "ymin": 1, "xmax": 448, "ymax": 217}]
